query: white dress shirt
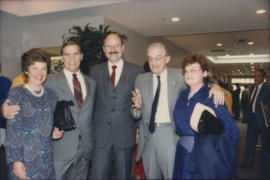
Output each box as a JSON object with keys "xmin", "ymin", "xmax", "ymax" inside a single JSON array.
[
  {"xmin": 108, "ymin": 59, "xmax": 124, "ymax": 87},
  {"xmin": 63, "ymin": 68, "xmax": 86, "ymax": 100},
  {"xmin": 153, "ymin": 68, "xmax": 171, "ymax": 123}
]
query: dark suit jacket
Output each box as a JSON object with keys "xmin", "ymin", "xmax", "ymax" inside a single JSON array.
[
  {"xmin": 246, "ymin": 83, "xmax": 270, "ymax": 128},
  {"xmin": 45, "ymin": 71, "xmax": 96, "ymax": 161},
  {"xmin": 89, "ymin": 61, "xmax": 142, "ymax": 149},
  {"xmin": 0, "ymin": 76, "xmax": 12, "ymax": 128}
]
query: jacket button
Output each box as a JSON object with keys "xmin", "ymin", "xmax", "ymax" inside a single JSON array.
[
  {"xmin": 112, "ymin": 108, "xmax": 115, "ymax": 112},
  {"xmin": 112, "ymin": 96, "xmax": 117, "ymax": 99},
  {"xmin": 146, "ymin": 123, "xmax": 148, "ymax": 126},
  {"xmin": 79, "ymin": 134, "xmax": 82, "ymax": 140}
]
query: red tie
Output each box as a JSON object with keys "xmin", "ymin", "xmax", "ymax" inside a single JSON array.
[
  {"xmin": 73, "ymin": 73, "xmax": 83, "ymax": 109},
  {"xmin": 250, "ymin": 85, "xmax": 258, "ymax": 107},
  {"xmin": 110, "ymin": 65, "xmax": 117, "ymax": 87}
]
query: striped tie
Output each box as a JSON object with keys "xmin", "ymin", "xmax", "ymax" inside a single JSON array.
[{"xmin": 73, "ymin": 73, "xmax": 83, "ymax": 109}]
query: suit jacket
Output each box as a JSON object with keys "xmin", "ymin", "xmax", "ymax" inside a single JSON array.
[
  {"xmin": 89, "ymin": 61, "xmax": 142, "ymax": 149},
  {"xmin": 45, "ymin": 71, "xmax": 96, "ymax": 161},
  {"xmin": 0, "ymin": 76, "xmax": 12, "ymax": 128},
  {"xmin": 246, "ymin": 83, "xmax": 270, "ymax": 128},
  {"xmin": 133, "ymin": 68, "xmax": 186, "ymax": 161}
]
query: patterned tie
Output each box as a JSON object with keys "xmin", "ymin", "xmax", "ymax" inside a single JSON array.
[
  {"xmin": 73, "ymin": 73, "xmax": 83, "ymax": 109},
  {"xmin": 250, "ymin": 85, "xmax": 258, "ymax": 107},
  {"xmin": 110, "ymin": 65, "xmax": 117, "ymax": 87},
  {"xmin": 149, "ymin": 75, "xmax": 161, "ymax": 134}
]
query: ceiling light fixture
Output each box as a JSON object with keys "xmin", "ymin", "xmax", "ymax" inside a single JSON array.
[
  {"xmin": 256, "ymin": 9, "xmax": 266, "ymax": 14},
  {"xmin": 216, "ymin": 43, "xmax": 222, "ymax": 47},
  {"xmin": 207, "ymin": 54, "xmax": 269, "ymax": 64},
  {"xmin": 171, "ymin": 16, "xmax": 180, "ymax": 22},
  {"xmin": 248, "ymin": 41, "xmax": 254, "ymax": 45}
]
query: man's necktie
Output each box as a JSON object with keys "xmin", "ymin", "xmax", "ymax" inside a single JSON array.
[
  {"xmin": 73, "ymin": 73, "xmax": 83, "ymax": 109},
  {"xmin": 250, "ymin": 85, "xmax": 258, "ymax": 107},
  {"xmin": 110, "ymin": 65, "xmax": 117, "ymax": 87},
  {"xmin": 149, "ymin": 75, "xmax": 161, "ymax": 134}
]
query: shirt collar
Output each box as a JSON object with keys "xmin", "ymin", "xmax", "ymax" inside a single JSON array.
[
  {"xmin": 63, "ymin": 68, "xmax": 81, "ymax": 77},
  {"xmin": 108, "ymin": 58, "xmax": 124, "ymax": 69},
  {"xmin": 257, "ymin": 82, "xmax": 264, "ymax": 89},
  {"xmin": 153, "ymin": 68, "xmax": 167, "ymax": 80}
]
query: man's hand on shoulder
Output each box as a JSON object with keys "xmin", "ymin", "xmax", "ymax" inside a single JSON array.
[{"xmin": 1, "ymin": 99, "xmax": 20, "ymax": 119}]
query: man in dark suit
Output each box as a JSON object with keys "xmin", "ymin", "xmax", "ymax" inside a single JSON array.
[
  {"xmin": 242, "ymin": 69, "xmax": 270, "ymax": 171},
  {"xmin": 0, "ymin": 63, "xmax": 12, "ymax": 180},
  {"xmin": 89, "ymin": 33, "xmax": 143, "ymax": 179},
  {"xmin": 1, "ymin": 41, "xmax": 96, "ymax": 180}
]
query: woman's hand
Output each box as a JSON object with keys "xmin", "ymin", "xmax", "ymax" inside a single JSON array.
[
  {"xmin": 52, "ymin": 127, "xmax": 64, "ymax": 140},
  {"xmin": 13, "ymin": 162, "xmax": 27, "ymax": 180}
]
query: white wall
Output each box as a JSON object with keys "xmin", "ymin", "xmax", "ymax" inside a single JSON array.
[
  {"xmin": 1, "ymin": 9, "xmax": 188, "ymax": 79},
  {"xmin": 0, "ymin": 11, "xmax": 23, "ymax": 79},
  {"xmin": 1, "ymin": 10, "xmax": 104, "ymax": 79}
]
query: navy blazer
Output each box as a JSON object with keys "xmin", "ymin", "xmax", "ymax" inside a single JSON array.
[{"xmin": 188, "ymin": 134, "xmax": 237, "ymax": 179}]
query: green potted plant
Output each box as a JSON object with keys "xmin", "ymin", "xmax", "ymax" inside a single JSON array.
[{"xmin": 63, "ymin": 24, "xmax": 127, "ymax": 74}]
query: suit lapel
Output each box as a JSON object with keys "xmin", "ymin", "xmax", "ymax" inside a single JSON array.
[
  {"xmin": 167, "ymin": 69, "xmax": 177, "ymax": 112},
  {"xmin": 81, "ymin": 74, "xmax": 91, "ymax": 109},
  {"xmin": 144, "ymin": 73, "xmax": 153, "ymax": 123},
  {"xmin": 257, "ymin": 83, "xmax": 266, "ymax": 101},
  {"xmin": 102, "ymin": 62, "xmax": 113, "ymax": 101},
  {"xmin": 59, "ymin": 71, "xmax": 74, "ymax": 98},
  {"xmin": 116, "ymin": 61, "xmax": 128, "ymax": 93}
]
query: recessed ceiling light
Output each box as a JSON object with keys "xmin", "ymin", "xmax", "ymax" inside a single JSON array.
[
  {"xmin": 225, "ymin": 54, "xmax": 230, "ymax": 56},
  {"xmin": 171, "ymin": 16, "xmax": 180, "ymax": 22},
  {"xmin": 249, "ymin": 53, "xmax": 254, "ymax": 56},
  {"xmin": 256, "ymin": 9, "xmax": 266, "ymax": 14},
  {"xmin": 250, "ymin": 62, "xmax": 254, "ymax": 65},
  {"xmin": 248, "ymin": 41, "xmax": 254, "ymax": 45},
  {"xmin": 216, "ymin": 43, "xmax": 223, "ymax": 47}
]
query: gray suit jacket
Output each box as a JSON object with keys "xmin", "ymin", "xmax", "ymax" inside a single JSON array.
[
  {"xmin": 133, "ymin": 68, "xmax": 186, "ymax": 161},
  {"xmin": 45, "ymin": 71, "xmax": 96, "ymax": 161},
  {"xmin": 89, "ymin": 61, "xmax": 142, "ymax": 149}
]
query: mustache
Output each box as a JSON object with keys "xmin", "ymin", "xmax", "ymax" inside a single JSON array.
[{"xmin": 109, "ymin": 51, "xmax": 119, "ymax": 55}]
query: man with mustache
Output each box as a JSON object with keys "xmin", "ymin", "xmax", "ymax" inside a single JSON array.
[{"xmin": 89, "ymin": 32, "xmax": 143, "ymax": 179}]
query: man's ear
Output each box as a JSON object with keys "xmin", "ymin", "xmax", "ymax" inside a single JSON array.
[
  {"xmin": 203, "ymin": 71, "xmax": 208, "ymax": 77},
  {"xmin": 166, "ymin": 55, "xmax": 171, "ymax": 64}
]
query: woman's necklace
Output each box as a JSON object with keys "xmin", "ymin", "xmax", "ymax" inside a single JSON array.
[{"xmin": 24, "ymin": 84, "xmax": 44, "ymax": 97}]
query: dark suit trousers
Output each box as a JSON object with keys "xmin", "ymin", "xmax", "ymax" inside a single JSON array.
[
  {"xmin": 90, "ymin": 141, "xmax": 134, "ymax": 179},
  {"xmin": 243, "ymin": 114, "xmax": 270, "ymax": 169}
]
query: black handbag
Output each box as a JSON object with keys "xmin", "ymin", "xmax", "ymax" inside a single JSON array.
[
  {"xmin": 198, "ymin": 110, "xmax": 224, "ymax": 134},
  {"xmin": 54, "ymin": 100, "xmax": 76, "ymax": 131}
]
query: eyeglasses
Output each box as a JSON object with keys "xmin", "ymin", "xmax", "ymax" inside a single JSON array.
[
  {"xmin": 148, "ymin": 55, "xmax": 166, "ymax": 62},
  {"xmin": 184, "ymin": 68, "xmax": 202, "ymax": 74}
]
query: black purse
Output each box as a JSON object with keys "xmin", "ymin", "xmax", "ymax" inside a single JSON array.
[
  {"xmin": 54, "ymin": 100, "xmax": 76, "ymax": 131},
  {"xmin": 198, "ymin": 110, "xmax": 224, "ymax": 134}
]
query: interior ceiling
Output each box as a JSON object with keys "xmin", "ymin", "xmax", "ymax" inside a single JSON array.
[{"xmin": 0, "ymin": 0, "xmax": 269, "ymax": 77}]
